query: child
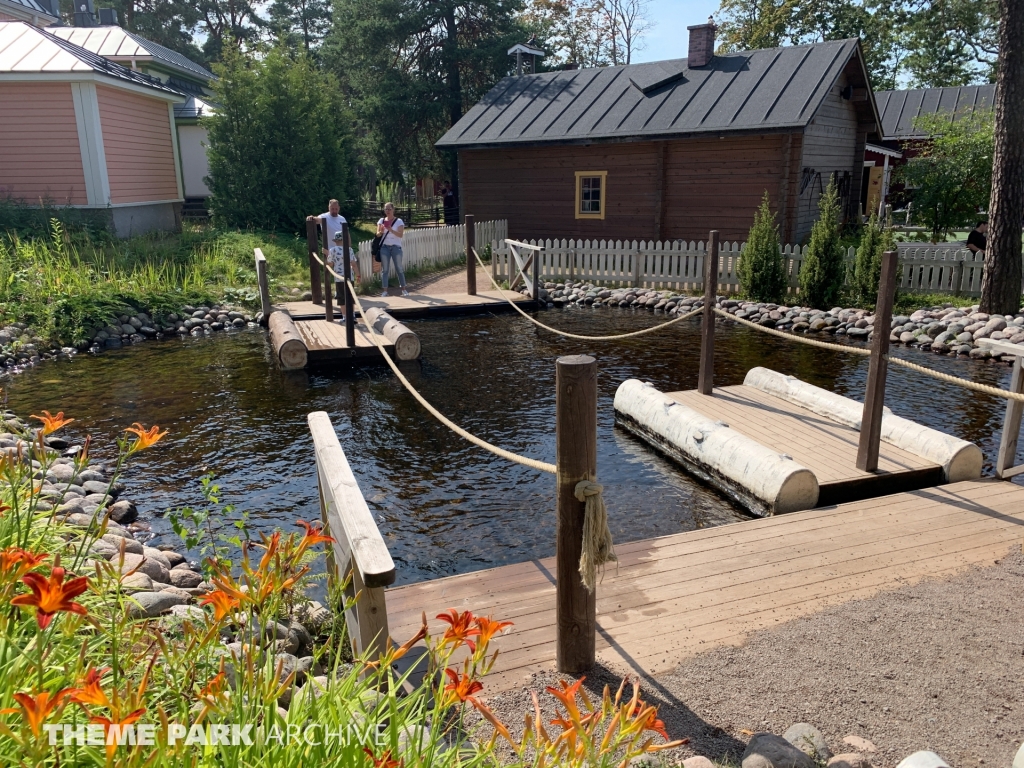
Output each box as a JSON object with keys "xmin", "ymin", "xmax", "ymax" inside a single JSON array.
[{"xmin": 328, "ymin": 230, "xmax": 360, "ymax": 311}]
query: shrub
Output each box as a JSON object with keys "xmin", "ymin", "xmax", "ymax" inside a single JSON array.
[
  {"xmin": 799, "ymin": 178, "xmax": 846, "ymax": 309},
  {"xmin": 206, "ymin": 46, "xmax": 362, "ymax": 234},
  {"xmin": 738, "ymin": 191, "xmax": 787, "ymax": 303},
  {"xmin": 850, "ymin": 214, "xmax": 895, "ymax": 307}
]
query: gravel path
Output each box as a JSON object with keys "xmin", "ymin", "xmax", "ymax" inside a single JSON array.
[
  {"xmin": 405, "ymin": 264, "xmax": 491, "ymax": 294},
  {"xmin": 478, "ymin": 547, "xmax": 1024, "ymax": 767}
]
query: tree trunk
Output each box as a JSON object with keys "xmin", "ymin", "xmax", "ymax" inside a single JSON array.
[
  {"xmin": 980, "ymin": 0, "xmax": 1024, "ymax": 315},
  {"xmin": 444, "ymin": 5, "xmax": 463, "ymax": 218}
]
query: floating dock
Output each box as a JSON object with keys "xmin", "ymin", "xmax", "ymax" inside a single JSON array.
[
  {"xmin": 385, "ymin": 479, "xmax": 1024, "ymax": 693},
  {"xmin": 276, "ymin": 289, "xmax": 534, "ymax": 321},
  {"xmin": 267, "ymin": 308, "xmax": 421, "ymax": 369},
  {"xmin": 614, "ymin": 368, "xmax": 982, "ymax": 516}
]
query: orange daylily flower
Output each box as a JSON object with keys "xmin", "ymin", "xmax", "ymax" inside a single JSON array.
[
  {"xmin": 0, "ymin": 547, "xmax": 47, "ymax": 581},
  {"xmin": 69, "ymin": 668, "xmax": 111, "ymax": 709},
  {"xmin": 436, "ymin": 608, "xmax": 481, "ymax": 652},
  {"xmin": 2, "ymin": 688, "xmax": 71, "ymax": 738},
  {"xmin": 31, "ymin": 411, "xmax": 74, "ymax": 435},
  {"xmin": 90, "ymin": 708, "xmax": 145, "ymax": 760},
  {"xmin": 362, "ymin": 747, "xmax": 403, "ymax": 768},
  {"xmin": 199, "ymin": 589, "xmax": 239, "ymax": 621},
  {"xmin": 443, "ymin": 667, "xmax": 484, "ymax": 704},
  {"xmin": 631, "ymin": 701, "xmax": 670, "ymax": 740},
  {"xmin": 546, "ymin": 678, "xmax": 586, "ymax": 724},
  {"xmin": 123, "ymin": 423, "xmax": 167, "ymax": 454},
  {"xmin": 11, "ymin": 566, "xmax": 89, "ymax": 629},
  {"xmin": 255, "ymin": 531, "xmax": 281, "ymax": 573},
  {"xmin": 294, "ymin": 520, "xmax": 333, "ymax": 558},
  {"xmin": 473, "ymin": 616, "xmax": 513, "ymax": 651}
]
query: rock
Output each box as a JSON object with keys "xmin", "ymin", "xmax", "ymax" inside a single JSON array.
[
  {"xmin": 169, "ymin": 568, "xmax": 204, "ymax": 589},
  {"xmin": 893, "ymin": 752, "xmax": 950, "ymax": 768},
  {"xmin": 168, "ymin": 604, "xmax": 206, "ymax": 621},
  {"xmin": 742, "ymin": 734, "xmax": 816, "ymax": 768},
  {"xmin": 46, "ymin": 463, "xmax": 77, "ymax": 483},
  {"xmin": 809, "ymin": 319, "xmax": 828, "ymax": 331},
  {"xmin": 126, "ymin": 591, "xmax": 186, "ymax": 619},
  {"xmin": 142, "ymin": 547, "xmax": 172, "ymax": 570},
  {"xmin": 294, "ymin": 656, "xmax": 322, "ymax": 685},
  {"xmin": 287, "ymin": 619, "xmax": 311, "ymax": 654},
  {"xmin": 118, "ymin": 553, "xmax": 170, "ymax": 584},
  {"xmin": 783, "ymin": 723, "xmax": 831, "ymax": 761},
  {"xmin": 82, "ymin": 480, "xmax": 118, "ymax": 497},
  {"xmin": 828, "ymin": 755, "xmax": 872, "ymax": 768},
  {"xmin": 843, "ymin": 736, "xmax": 877, "ymax": 753},
  {"xmin": 969, "ymin": 348, "xmax": 991, "ymax": 359},
  {"xmin": 101, "ymin": 533, "xmax": 144, "ymax": 555},
  {"xmin": 161, "ymin": 549, "xmax": 186, "ymax": 567},
  {"xmin": 160, "ymin": 586, "xmax": 193, "ymax": 601},
  {"xmin": 120, "ymin": 572, "xmax": 154, "ymax": 592},
  {"xmin": 108, "ymin": 500, "xmax": 137, "ymax": 524},
  {"xmin": 683, "ymin": 758, "xmax": 716, "ymax": 768},
  {"xmin": 1013, "ymin": 741, "xmax": 1024, "ymax": 768}
]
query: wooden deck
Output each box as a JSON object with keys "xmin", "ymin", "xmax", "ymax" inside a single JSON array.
[
  {"xmin": 276, "ymin": 290, "xmax": 534, "ymax": 321},
  {"xmin": 386, "ymin": 479, "xmax": 1024, "ymax": 694},
  {"xmin": 670, "ymin": 384, "xmax": 944, "ymax": 506},
  {"xmin": 293, "ymin": 319, "xmax": 394, "ymax": 363}
]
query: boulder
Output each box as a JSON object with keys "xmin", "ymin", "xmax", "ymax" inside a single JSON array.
[
  {"xmin": 842, "ymin": 736, "xmax": 877, "ymax": 753},
  {"xmin": 118, "ymin": 553, "xmax": 170, "ymax": 584},
  {"xmin": 169, "ymin": 568, "xmax": 204, "ymax": 589},
  {"xmin": 101, "ymin": 534, "xmax": 143, "ymax": 555},
  {"xmin": 161, "ymin": 549, "xmax": 186, "ymax": 567},
  {"xmin": 1013, "ymin": 741, "xmax": 1024, "ymax": 768},
  {"xmin": 683, "ymin": 758, "xmax": 716, "ymax": 768},
  {"xmin": 894, "ymin": 752, "xmax": 950, "ymax": 768},
  {"xmin": 742, "ymin": 734, "xmax": 817, "ymax": 768},
  {"xmin": 168, "ymin": 604, "xmax": 206, "ymax": 621},
  {"xmin": 783, "ymin": 723, "xmax": 831, "ymax": 761},
  {"xmin": 108, "ymin": 500, "xmax": 137, "ymax": 524},
  {"xmin": 142, "ymin": 547, "xmax": 172, "ymax": 570},
  {"xmin": 127, "ymin": 591, "xmax": 186, "ymax": 619},
  {"xmin": 120, "ymin": 572, "xmax": 154, "ymax": 592}
]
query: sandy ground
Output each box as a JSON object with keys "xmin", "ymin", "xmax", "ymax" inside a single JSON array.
[
  {"xmin": 478, "ymin": 547, "xmax": 1024, "ymax": 768},
  {"xmin": 404, "ymin": 264, "xmax": 492, "ymax": 294}
]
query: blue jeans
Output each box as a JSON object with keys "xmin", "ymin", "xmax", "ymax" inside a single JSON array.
[{"xmin": 380, "ymin": 244, "xmax": 406, "ymax": 291}]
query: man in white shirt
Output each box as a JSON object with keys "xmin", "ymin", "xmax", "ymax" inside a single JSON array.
[{"xmin": 306, "ymin": 198, "xmax": 347, "ymax": 247}]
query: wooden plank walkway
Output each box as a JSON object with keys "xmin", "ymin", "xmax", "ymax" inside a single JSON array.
[
  {"xmin": 293, "ymin": 319, "xmax": 394, "ymax": 363},
  {"xmin": 670, "ymin": 385, "xmax": 944, "ymax": 506},
  {"xmin": 386, "ymin": 480, "xmax": 1024, "ymax": 694},
  {"xmin": 276, "ymin": 290, "xmax": 533, "ymax": 321}
]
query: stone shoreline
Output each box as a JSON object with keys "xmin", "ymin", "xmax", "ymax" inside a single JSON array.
[
  {"xmin": 530, "ymin": 281, "xmax": 1024, "ymax": 364},
  {"xmin": 0, "ymin": 302, "xmax": 259, "ymax": 374},
  {"xmin": 13, "ymin": 413, "xmax": 333, "ymax": 713}
]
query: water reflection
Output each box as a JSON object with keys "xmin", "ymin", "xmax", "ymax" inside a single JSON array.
[{"xmin": 6, "ymin": 306, "xmax": 1021, "ymax": 585}]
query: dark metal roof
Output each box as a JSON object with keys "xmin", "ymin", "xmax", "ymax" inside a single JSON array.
[
  {"xmin": 0, "ymin": 0, "xmax": 57, "ymax": 18},
  {"xmin": 875, "ymin": 84, "xmax": 995, "ymax": 140},
  {"xmin": 438, "ymin": 38, "xmax": 872, "ymax": 149},
  {"xmin": 123, "ymin": 30, "xmax": 215, "ymax": 82},
  {"xmin": 36, "ymin": 25, "xmax": 186, "ymax": 97}
]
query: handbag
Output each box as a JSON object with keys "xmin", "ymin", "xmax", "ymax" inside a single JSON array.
[{"xmin": 371, "ymin": 232, "xmax": 384, "ymax": 262}]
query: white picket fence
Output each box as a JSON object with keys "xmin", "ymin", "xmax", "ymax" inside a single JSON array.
[
  {"xmin": 490, "ymin": 239, "xmax": 983, "ymax": 297},
  {"xmin": 357, "ymin": 220, "xmax": 507, "ymax": 284}
]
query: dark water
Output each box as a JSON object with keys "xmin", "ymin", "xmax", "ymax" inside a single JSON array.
[{"xmin": 6, "ymin": 307, "xmax": 1021, "ymax": 585}]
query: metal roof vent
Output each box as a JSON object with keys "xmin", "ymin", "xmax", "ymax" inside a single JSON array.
[{"xmin": 98, "ymin": 7, "xmax": 118, "ymax": 25}]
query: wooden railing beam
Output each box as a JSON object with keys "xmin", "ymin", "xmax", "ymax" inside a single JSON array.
[
  {"xmin": 305, "ymin": 218, "xmax": 323, "ymax": 305},
  {"xmin": 856, "ymin": 250, "xmax": 898, "ymax": 472}
]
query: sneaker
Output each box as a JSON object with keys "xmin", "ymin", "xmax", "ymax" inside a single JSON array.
[
  {"xmin": 381, "ymin": 292, "xmax": 389, "ymax": 298},
  {"xmin": 401, "ymin": 289, "xmax": 410, "ymax": 297}
]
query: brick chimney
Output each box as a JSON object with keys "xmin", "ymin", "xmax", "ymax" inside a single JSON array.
[{"xmin": 687, "ymin": 17, "xmax": 717, "ymax": 68}]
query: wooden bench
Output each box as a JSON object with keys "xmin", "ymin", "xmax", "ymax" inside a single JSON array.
[{"xmin": 308, "ymin": 411, "xmax": 396, "ymax": 658}]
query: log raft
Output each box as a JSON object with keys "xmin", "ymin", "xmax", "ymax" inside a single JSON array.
[
  {"xmin": 614, "ymin": 367, "xmax": 981, "ymax": 516},
  {"xmin": 363, "ymin": 308, "xmax": 420, "ymax": 361},
  {"xmin": 268, "ymin": 310, "xmax": 308, "ymax": 370},
  {"xmin": 267, "ymin": 308, "xmax": 409, "ymax": 369}
]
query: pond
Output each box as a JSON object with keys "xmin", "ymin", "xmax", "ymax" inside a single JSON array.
[{"xmin": 7, "ymin": 306, "xmax": 1021, "ymax": 586}]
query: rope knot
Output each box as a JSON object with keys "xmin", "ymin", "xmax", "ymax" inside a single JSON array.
[
  {"xmin": 574, "ymin": 479, "xmax": 617, "ymax": 593},
  {"xmin": 574, "ymin": 480, "xmax": 603, "ymax": 501}
]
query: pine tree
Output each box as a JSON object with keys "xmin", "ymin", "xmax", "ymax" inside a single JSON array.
[
  {"xmin": 738, "ymin": 191, "xmax": 787, "ymax": 303},
  {"xmin": 799, "ymin": 178, "xmax": 846, "ymax": 309},
  {"xmin": 851, "ymin": 214, "xmax": 894, "ymax": 306},
  {"xmin": 205, "ymin": 47, "xmax": 361, "ymax": 232}
]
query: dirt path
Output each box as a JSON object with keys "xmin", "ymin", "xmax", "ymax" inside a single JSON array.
[{"xmin": 479, "ymin": 547, "xmax": 1024, "ymax": 767}]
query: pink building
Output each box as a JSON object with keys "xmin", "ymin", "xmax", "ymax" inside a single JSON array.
[{"xmin": 0, "ymin": 20, "xmax": 187, "ymax": 236}]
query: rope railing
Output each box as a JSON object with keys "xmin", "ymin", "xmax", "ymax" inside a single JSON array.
[
  {"xmin": 343, "ymin": 279, "xmax": 556, "ymax": 474},
  {"xmin": 713, "ymin": 306, "xmax": 1024, "ymax": 403},
  {"xmin": 473, "ymin": 248, "xmax": 705, "ymax": 340}
]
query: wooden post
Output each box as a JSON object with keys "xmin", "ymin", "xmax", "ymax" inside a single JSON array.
[
  {"xmin": 343, "ymin": 222, "xmax": 355, "ymax": 348},
  {"xmin": 322, "ymin": 221, "xmax": 333, "ymax": 323},
  {"xmin": 555, "ymin": 355, "xmax": 597, "ymax": 674},
  {"xmin": 996, "ymin": 356, "xmax": 1024, "ymax": 479},
  {"xmin": 697, "ymin": 230, "xmax": 720, "ymax": 396},
  {"xmin": 254, "ymin": 248, "xmax": 271, "ymax": 320},
  {"xmin": 306, "ymin": 218, "xmax": 323, "ymax": 305},
  {"xmin": 533, "ymin": 246, "xmax": 541, "ymax": 302},
  {"xmin": 856, "ymin": 250, "xmax": 898, "ymax": 472},
  {"xmin": 953, "ymin": 257, "xmax": 965, "ymax": 298},
  {"xmin": 465, "ymin": 214, "xmax": 477, "ymax": 295}
]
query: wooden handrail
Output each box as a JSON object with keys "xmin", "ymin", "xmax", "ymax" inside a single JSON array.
[
  {"xmin": 505, "ymin": 238, "xmax": 545, "ymax": 251},
  {"xmin": 308, "ymin": 411, "xmax": 395, "ymax": 657}
]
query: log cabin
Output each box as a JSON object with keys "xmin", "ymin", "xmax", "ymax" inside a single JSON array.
[{"xmin": 437, "ymin": 23, "xmax": 883, "ymax": 244}]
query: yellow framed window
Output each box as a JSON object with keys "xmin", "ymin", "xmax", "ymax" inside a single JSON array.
[{"xmin": 575, "ymin": 171, "xmax": 607, "ymax": 220}]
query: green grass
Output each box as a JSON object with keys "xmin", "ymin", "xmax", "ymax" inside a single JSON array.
[{"xmin": 0, "ymin": 220, "xmax": 368, "ymax": 348}]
